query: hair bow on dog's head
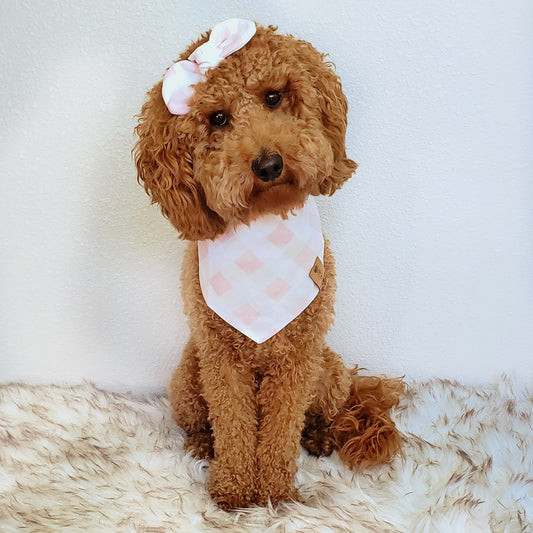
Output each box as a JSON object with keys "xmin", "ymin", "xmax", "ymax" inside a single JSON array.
[{"xmin": 162, "ymin": 19, "xmax": 256, "ymax": 115}]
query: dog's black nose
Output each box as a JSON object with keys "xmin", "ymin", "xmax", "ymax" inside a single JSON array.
[{"xmin": 252, "ymin": 152, "xmax": 284, "ymax": 182}]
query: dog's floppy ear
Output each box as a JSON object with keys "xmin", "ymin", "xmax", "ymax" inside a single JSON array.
[
  {"xmin": 297, "ymin": 41, "xmax": 358, "ymax": 195},
  {"xmin": 315, "ymin": 67, "xmax": 358, "ymax": 195},
  {"xmin": 134, "ymin": 81, "xmax": 225, "ymax": 241}
]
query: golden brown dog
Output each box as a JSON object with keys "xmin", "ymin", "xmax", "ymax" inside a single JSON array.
[{"xmin": 134, "ymin": 22, "xmax": 403, "ymax": 510}]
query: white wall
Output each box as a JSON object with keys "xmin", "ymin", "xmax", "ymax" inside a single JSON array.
[{"xmin": 1, "ymin": 1, "xmax": 532, "ymax": 392}]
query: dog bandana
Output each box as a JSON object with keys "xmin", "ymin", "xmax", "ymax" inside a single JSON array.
[
  {"xmin": 198, "ymin": 198, "xmax": 325, "ymax": 343},
  {"xmin": 162, "ymin": 18, "xmax": 256, "ymax": 115}
]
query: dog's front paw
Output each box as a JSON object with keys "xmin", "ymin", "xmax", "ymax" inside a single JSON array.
[
  {"xmin": 210, "ymin": 487, "xmax": 256, "ymax": 511},
  {"xmin": 208, "ymin": 462, "xmax": 256, "ymax": 510},
  {"xmin": 255, "ymin": 483, "xmax": 301, "ymax": 507}
]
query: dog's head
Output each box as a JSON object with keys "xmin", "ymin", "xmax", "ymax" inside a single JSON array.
[{"xmin": 134, "ymin": 22, "xmax": 357, "ymax": 240}]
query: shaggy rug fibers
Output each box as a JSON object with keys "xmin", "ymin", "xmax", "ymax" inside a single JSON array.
[{"xmin": 0, "ymin": 378, "xmax": 532, "ymax": 533}]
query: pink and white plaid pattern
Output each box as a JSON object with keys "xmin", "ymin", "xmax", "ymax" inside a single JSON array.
[{"xmin": 198, "ymin": 198, "xmax": 324, "ymax": 343}]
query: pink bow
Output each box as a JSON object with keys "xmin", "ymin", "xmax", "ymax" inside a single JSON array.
[{"xmin": 162, "ymin": 19, "xmax": 256, "ymax": 115}]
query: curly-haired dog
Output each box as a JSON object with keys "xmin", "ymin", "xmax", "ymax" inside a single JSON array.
[{"xmin": 134, "ymin": 20, "xmax": 403, "ymax": 510}]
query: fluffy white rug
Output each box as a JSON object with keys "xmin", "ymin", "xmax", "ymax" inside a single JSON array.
[{"xmin": 0, "ymin": 378, "xmax": 531, "ymax": 532}]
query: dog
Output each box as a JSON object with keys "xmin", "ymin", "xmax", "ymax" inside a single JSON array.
[{"xmin": 134, "ymin": 19, "xmax": 403, "ymax": 510}]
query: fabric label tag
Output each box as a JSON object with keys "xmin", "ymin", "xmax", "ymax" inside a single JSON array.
[{"xmin": 309, "ymin": 256, "xmax": 324, "ymax": 288}]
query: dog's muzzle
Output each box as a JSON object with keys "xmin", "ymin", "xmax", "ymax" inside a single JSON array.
[{"xmin": 252, "ymin": 152, "xmax": 284, "ymax": 182}]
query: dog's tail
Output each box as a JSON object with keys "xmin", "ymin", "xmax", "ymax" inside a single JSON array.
[{"xmin": 330, "ymin": 369, "xmax": 404, "ymax": 469}]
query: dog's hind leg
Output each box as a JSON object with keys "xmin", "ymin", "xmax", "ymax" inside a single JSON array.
[
  {"xmin": 302, "ymin": 347, "xmax": 404, "ymax": 469},
  {"xmin": 301, "ymin": 346, "xmax": 351, "ymax": 457},
  {"xmin": 168, "ymin": 339, "xmax": 213, "ymax": 459}
]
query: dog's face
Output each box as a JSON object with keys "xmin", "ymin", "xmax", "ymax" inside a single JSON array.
[{"xmin": 135, "ymin": 25, "xmax": 357, "ymax": 240}]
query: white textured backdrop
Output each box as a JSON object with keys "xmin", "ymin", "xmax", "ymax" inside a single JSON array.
[{"xmin": 1, "ymin": 1, "xmax": 532, "ymax": 392}]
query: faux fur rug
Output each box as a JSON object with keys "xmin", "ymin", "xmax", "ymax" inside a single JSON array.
[{"xmin": 0, "ymin": 379, "xmax": 532, "ymax": 533}]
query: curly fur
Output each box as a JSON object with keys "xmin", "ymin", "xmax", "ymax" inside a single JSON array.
[{"xmin": 134, "ymin": 23, "xmax": 403, "ymax": 510}]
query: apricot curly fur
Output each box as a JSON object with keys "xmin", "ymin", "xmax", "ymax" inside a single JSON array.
[
  {"xmin": 332, "ymin": 370, "xmax": 405, "ymax": 469},
  {"xmin": 134, "ymin": 23, "xmax": 403, "ymax": 510}
]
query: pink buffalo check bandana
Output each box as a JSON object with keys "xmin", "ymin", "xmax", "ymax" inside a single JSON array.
[{"xmin": 198, "ymin": 198, "xmax": 324, "ymax": 343}]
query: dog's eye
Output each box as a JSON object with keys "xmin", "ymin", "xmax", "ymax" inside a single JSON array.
[
  {"xmin": 209, "ymin": 111, "xmax": 229, "ymax": 127},
  {"xmin": 265, "ymin": 90, "xmax": 282, "ymax": 109}
]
